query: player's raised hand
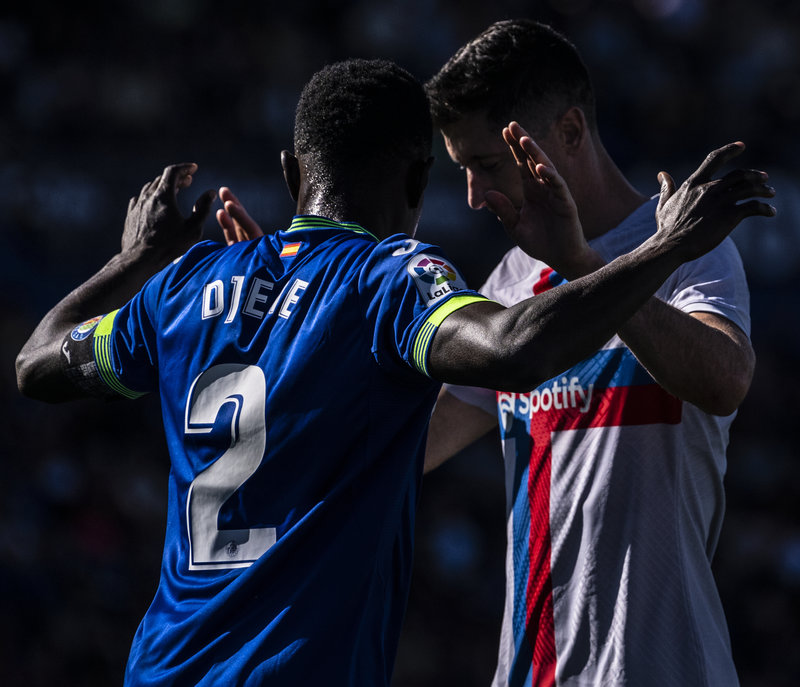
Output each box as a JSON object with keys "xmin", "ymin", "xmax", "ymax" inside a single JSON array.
[
  {"xmin": 217, "ymin": 187, "xmax": 264, "ymax": 245},
  {"xmin": 121, "ymin": 163, "xmax": 215, "ymax": 264},
  {"xmin": 654, "ymin": 142, "xmax": 776, "ymax": 262},
  {"xmin": 484, "ymin": 121, "xmax": 596, "ymax": 277}
]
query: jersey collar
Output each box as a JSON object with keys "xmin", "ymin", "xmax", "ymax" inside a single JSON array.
[{"xmin": 287, "ymin": 215, "xmax": 379, "ymax": 242}]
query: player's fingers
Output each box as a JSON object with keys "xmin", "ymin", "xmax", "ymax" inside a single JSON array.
[
  {"xmin": 720, "ymin": 168, "xmax": 769, "ymax": 184},
  {"xmin": 533, "ymin": 161, "xmax": 568, "ymax": 195},
  {"xmin": 505, "ymin": 122, "xmax": 544, "ymax": 174},
  {"xmin": 656, "ymin": 171, "xmax": 676, "ymax": 213},
  {"xmin": 226, "ymin": 200, "xmax": 263, "ymax": 239},
  {"xmin": 733, "ymin": 198, "xmax": 778, "ymax": 221},
  {"xmin": 688, "ymin": 142, "xmax": 745, "ymax": 185},
  {"xmin": 507, "ymin": 121, "xmax": 535, "ymax": 146},
  {"xmin": 138, "ymin": 174, "xmax": 162, "ymax": 201},
  {"xmin": 518, "ymin": 134, "xmax": 556, "ymax": 174},
  {"xmin": 187, "ymin": 189, "xmax": 216, "ymax": 234},
  {"xmin": 217, "ymin": 208, "xmax": 237, "ymax": 246},
  {"xmin": 217, "ymin": 206, "xmax": 233, "ymax": 231},
  {"xmin": 717, "ymin": 169, "xmax": 775, "ymax": 201},
  {"xmin": 219, "ymin": 186, "xmax": 242, "ymax": 205},
  {"xmin": 730, "ymin": 182, "xmax": 776, "ymax": 203},
  {"xmin": 502, "ymin": 126, "xmax": 528, "ymax": 171},
  {"xmin": 160, "ymin": 163, "xmax": 198, "ymax": 194},
  {"xmin": 177, "ymin": 173, "xmax": 195, "ymax": 191}
]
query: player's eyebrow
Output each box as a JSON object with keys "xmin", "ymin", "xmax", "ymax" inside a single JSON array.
[{"xmin": 456, "ymin": 152, "xmax": 504, "ymax": 169}]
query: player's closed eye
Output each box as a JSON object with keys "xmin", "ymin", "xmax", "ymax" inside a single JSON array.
[{"xmin": 479, "ymin": 158, "xmax": 502, "ymax": 172}]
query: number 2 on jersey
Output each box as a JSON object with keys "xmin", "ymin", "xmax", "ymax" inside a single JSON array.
[{"xmin": 185, "ymin": 364, "xmax": 276, "ymax": 570}]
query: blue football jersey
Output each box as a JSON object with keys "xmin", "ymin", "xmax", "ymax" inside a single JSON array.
[{"xmin": 84, "ymin": 216, "xmax": 487, "ymax": 686}]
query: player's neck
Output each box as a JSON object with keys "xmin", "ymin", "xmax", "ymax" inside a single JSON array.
[
  {"xmin": 298, "ymin": 175, "xmax": 419, "ymax": 241},
  {"xmin": 577, "ymin": 153, "xmax": 649, "ymax": 240},
  {"xmin": 297, "ymin": 195, "xmax": 405, "ymax": 242}
]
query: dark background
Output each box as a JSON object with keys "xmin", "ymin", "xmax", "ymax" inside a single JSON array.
[{"xmin": 2, "ymin": 1, "xmax": 799, "ymax": 685}]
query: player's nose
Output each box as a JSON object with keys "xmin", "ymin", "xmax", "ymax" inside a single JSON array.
[{"xmin": 466, "ymin": 170, "xmax": 487, "ymax": 211}]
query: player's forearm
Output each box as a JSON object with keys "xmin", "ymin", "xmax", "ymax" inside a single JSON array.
[
  {"xmin": 617, "ymin": 303, "xmax": 754, "ymax": 415},
  {"xmin": 432, "ymin": 238, "xmax": 684, "ymax": 391},
  {"xmin": 16, "ymin": 249, "xmax": 162, "ymax": 402},
  {"xmin": 548, "ymin": 244, "xmax": 608, "ymax": 281},
  {"xmin": 547, "ymin": 247, "xmax": 754, "ymax": 414},
  {"xmin": 501, "ymin": 243, "xmax": 683, "ymax": 388},
  {"xmin": 424, "ymin": 389, "xmax": 498, "ymax": 473}
]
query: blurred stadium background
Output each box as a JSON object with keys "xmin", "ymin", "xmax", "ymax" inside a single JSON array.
[{"xmin": 1, "ymin": 0, "xmax": 798, "ymax": 684}]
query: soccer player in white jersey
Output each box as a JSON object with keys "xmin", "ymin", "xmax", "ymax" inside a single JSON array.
[
  {"xmin": 17, "ymin": 56, "xmax": 773, "ymax": 685},
  {"xmin": 424, "ymin": 19, "xmax": 765, "ymax": 686}
]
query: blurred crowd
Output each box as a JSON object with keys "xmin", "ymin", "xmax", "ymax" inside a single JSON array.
[{"xmin": 1, "ymin": 0, "xmax": 798, "ymax": 685}]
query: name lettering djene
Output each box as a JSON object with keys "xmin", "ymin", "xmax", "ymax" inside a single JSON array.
[{"xmin": 201, "ymin": 276, "xmax": 308, "ymax": 322}]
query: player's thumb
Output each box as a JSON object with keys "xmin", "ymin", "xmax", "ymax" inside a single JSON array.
[
  {"xmin": 189, "ymin": 189, "xmax": 217, "ymax": 233},
  {"xmin": 656, "ymin": 172, "xmax": 675, "ymax": 212}
]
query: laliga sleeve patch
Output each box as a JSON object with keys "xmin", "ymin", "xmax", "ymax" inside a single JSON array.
[{"xmin": 407, "ymin": 253, "xmax": 467, "ymax": 307}]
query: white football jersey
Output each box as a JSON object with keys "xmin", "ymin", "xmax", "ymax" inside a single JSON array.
[{"xmin": 451, "ymin": 198, "xmax": 748, "ymax": 686}]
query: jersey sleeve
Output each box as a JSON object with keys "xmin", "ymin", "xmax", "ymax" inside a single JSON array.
[
  {"xmin": 359, "ymin": 236, "xmax": 489, "ymax": 379},
  {"xmin": 659, "ymin": 237, "xmax": 751, "ymax": 337},
  {"xmin": 92, "ymin": 291, "xmax": 160, "ymax": 397},
  {"xmin": 443, "ymin": 383, "xmax": 498, "ymax": 415}
]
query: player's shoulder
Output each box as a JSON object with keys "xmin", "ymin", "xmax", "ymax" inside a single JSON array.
[
  {"xmin": 371, "ymin": 235, "xmax": 464, "ymax": 275},
  {"xmin": 170, "ymin": 239, "xmax": 227, "ymax": 270},
  {"xmin": 482, "ymin": 247, "xmax": 541, "ymax": 293},
  {"xmin": 374, "ymin": 234, "xmax": 431, "ymax": 257},
  {"xmin": 382, "ymin": 235, "xmax": 480, "ymax": 310},
  {"xmin": 168, "ymin": 239, "xmax": 261, "ymax": 279},
  {"xmin": 361, "ymin": 235, "xmax": 438, "ymax": 271}
]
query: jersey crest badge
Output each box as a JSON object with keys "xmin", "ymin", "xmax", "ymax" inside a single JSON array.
[{"xmin": 70, "ymin": 315, "xmax": 104, "ymax": 341}]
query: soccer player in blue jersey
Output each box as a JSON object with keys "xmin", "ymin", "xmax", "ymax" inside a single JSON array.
[{"xmin": 16, "ymin": 57, "xmax": 774, "ymax": 686}]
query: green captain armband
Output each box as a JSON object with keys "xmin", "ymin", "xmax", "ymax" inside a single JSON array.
[
  {"xmin": 60, "ymin": 311, "xmax": 145, "ymax": 400},
  {"xmin": 412, "ymin": 294, "xmax": 490, "ymax": 377},
  {"xmin": 92, "ymin": 310, "xmax": 145, "ymax": 399}
]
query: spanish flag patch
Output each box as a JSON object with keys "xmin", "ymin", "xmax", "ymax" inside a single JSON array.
[{"xmin": 280, "ymin": 242, "xmax": 302, "ymax": 258}]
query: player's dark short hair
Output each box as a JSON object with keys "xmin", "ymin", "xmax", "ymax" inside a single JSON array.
[
  {"xmin": 425, "ymin": 19, "xmax": 596, "ymax": 138},
  {"xmin": 294, "ymin": 59, "xmax": 433, "ymax": 174}
]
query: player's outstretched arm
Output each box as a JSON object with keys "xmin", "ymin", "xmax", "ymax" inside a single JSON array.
[
  {"xmin": 428, "ymin": 139, "xmax": 776, "ymax": 392},
  {"xmin": 612, "ymin": 143, "xmax": 773, "ymax": 414},
  {"xmin": 16, "ymin": 163, "xmax": 215, "ymax": 402},
  {"xmin": 424, "ymin": 388, "xmax": 499, "ymax": 473}
]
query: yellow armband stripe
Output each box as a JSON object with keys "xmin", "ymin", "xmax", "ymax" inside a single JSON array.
[
  {"xmin": 92, "ymin": 310, "xmax": 146, "ymax": 399},
  {"xmin": 412, "ymin": 294, "xmax": 490, "ymax": 377}
]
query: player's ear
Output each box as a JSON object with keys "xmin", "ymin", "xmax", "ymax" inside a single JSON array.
[
  {"xmin": 556, "ymin": 106, "xmax": 587, "ymax": 153},
  {"xmin": 281, "ymin": 150, "xmax": 301, "ymax": 203},
  {"xmin": 406, "ymin": 156, "xmax": 434, "ymax": 209}
]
